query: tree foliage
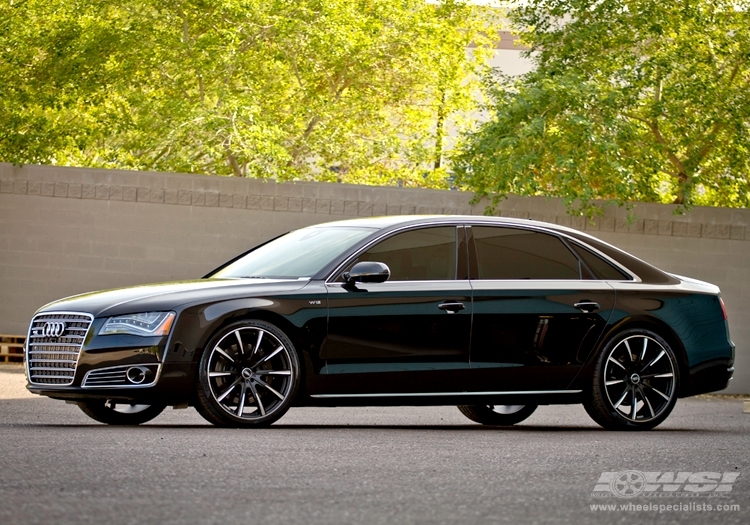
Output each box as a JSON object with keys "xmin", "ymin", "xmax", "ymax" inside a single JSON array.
[
  {"xmin": 453, "ymin": 0, "xmax": 750, "ymax": 214},
  {"xmin": 0, "ymin": 0, "xmax": 499, "ymax": 186}
]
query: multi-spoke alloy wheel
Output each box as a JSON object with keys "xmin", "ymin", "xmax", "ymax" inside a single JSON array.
[
  {"xmin": 584, "ymin": 329, "xmax": 679, "ymax": 431},
  {"xmin": 457, "ymin": 404, "xmax": 538, "ymax": 426},
  {"xmin": 195, "ymin": 320, "xmax": 300, "ymax": 427},
  {"xmin": 78, "ymin": 400, "xmax": 166, "ymax": 425}
]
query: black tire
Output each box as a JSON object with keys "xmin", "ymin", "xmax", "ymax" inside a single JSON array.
[
  {"xmin": 195, "ymin": 319, "xmax": 300, "ymax": 428},
  {"xmin": 457, "ymin": 404, "xmax": 538, "ymax": 426},
  {"xmin": 78, "ymin": 400, "xmax": 166, "ymax": 425},
  {"xmin": 583, "ymin": 328, "xmax": 679, "ymax": 431}
]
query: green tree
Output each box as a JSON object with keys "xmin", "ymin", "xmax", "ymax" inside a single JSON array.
[
  {"xmin": 0, "ymin": 0, "xmax": 499, "ymax": 186},
  {"xmin": 453, "ymin": 0, "xmax": 750, "ymax": 215}
]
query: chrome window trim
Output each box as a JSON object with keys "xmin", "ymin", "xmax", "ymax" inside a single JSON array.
[
  {"xmin": 81, "ymin": 364, "xmax": 162, "ymax": 389},
  {"xmin": 26, "ymin": 311, "xmax": 94, "ymax": 386},
  {"xmin": 468, "ymin": 279, "xmax": 616, "ymax": 290},
  {"xmin": 326, "ymin": 279, "xmax": 471, "ymax": 286},
  {"xmin": 311, "ymin": 389, "xmax": 583, "ymax": 399}
]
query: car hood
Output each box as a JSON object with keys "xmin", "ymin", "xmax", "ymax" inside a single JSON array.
[{"xmin": 37, "ymin": 278, "xmax": 310, "ymax": 318}]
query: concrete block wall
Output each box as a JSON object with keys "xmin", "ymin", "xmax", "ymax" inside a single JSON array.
[{"xmin": 1, "ymin": 163, "xmax": 748, "ymax": 393}]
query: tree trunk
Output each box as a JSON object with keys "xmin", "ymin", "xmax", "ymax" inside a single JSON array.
[
  {"xmin": 434, "ymin": 89, "xmax": 447, "ymax": 170},
  {"xmin": 672, "ymin": 171, "xmax": 689, "ymax": 204},
  {"xmin": 226, "ymin": 149, "xmax": 243, "ymax": 177}
]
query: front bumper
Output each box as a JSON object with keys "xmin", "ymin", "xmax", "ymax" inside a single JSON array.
[
  {"xmin": 26, "ymin": 331, "xmax": 193, "ymax": 405},
  {"xmin": 27, "ymin": 362, "xmax": 193, "ymax": 404}
]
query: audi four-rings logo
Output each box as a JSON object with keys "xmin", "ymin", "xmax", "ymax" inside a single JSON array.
[{"xmin": 43, "ymin": 321, "xmax": 66, "ymax": 338}]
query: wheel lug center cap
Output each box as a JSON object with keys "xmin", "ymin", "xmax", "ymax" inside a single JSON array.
[
  {"xmin": 241, "ymin": 368, "xmax": 254, "ymax": 380},
  {"xmin": 630, "ymin": 373, "xmax": 641, "ymax": 384}
]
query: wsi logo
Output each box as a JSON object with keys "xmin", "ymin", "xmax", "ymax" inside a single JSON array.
[{"xmin": 592, "ymin": 471, "xmax": 740, "ymax": 498}]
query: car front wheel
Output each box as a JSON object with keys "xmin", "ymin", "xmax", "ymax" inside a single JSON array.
[
  {"xmin": 457, "ymin": 404, "xmax": 538, "ymax": 426},
  {"xmin": 195, "ymin": 319, "xmax": 300, "ymax": 427},
  {"xmin": 584, "ymin": 329, "xmax": 679, "ymax": 431},
  {"xmin": 78, "ymin": 400, "xmax": 166, "ymax": 425}
]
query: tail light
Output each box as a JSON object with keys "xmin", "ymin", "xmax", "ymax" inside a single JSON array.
[{"xmin": 719, "ymin": 297, "xmax": 728, "ymax": 320}]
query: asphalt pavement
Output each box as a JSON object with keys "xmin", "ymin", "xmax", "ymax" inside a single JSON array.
[{"xmin": 0, "ymin": 364, "xmax": 748, "ymax": 525}]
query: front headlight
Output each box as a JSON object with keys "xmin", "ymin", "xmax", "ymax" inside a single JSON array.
[{"xmin": 99, "ymin": 312, "xmax": 176, "ymax": 336}]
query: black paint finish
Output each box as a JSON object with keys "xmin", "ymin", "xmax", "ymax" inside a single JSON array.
[
  {"xmin": 469, "ymin": 281, "xmax": 615, "ymax": 391},
  {"xmin": 324, "ymin": 280, "xmax": 473, "ymax": 394},
  {"xmin": 25, "ymin": 216, "xmax": 734, "ymax": 410}
]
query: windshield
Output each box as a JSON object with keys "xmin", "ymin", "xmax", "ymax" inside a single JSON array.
[{"xmin": 212, "ymin": 226, "xmax": 376, "ymax": 279}]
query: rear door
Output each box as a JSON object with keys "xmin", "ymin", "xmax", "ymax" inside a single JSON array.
[{"xmin": 467, "ymin": 225, "xmax": 616, "ymax": 392}]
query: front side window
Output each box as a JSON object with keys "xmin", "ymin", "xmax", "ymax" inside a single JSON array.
[
  {"xmin": 472, "ymin": 227, "xmax": 580, "ymax": 280},
  {"xmin": 346, "ymin": 226, "xmax": 457, "ymax": 281}
]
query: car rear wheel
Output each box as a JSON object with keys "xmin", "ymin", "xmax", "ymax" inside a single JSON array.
[
  {"xmin": 78, "ymin": 400, "xmax": 166, "ymax": 425},
  {"xmin": 195, "ymin": 319, "xmax": 300, "ymax": 427},
  {"xmin": 584, "ymin": 329, "xmax": 679, "ymax": 431},
  {"xmin": 457, "ymin": 404, "xmax": 538, "ymax": 426}
]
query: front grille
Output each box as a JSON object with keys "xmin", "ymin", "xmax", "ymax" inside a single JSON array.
[{"xmin": 26, "ymin": 312, "xmax": 93, "ymax": 385}]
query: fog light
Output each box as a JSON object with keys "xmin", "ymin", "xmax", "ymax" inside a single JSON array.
[{"xmin": 126, "ymin": 366, "xmax": 150, "ymax": 384}]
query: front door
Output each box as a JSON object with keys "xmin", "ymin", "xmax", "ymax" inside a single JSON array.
[{"xmin": 323, "ymin": 225, "xmax": 472, "ymax": 395}]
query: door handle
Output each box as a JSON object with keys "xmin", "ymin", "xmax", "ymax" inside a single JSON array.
[
  {"xmin": 438, "ymin": 301, "xmax": 465, "ymax": 314},
  {"xmin": 574, "ymin": 301, "xmax": 600, "ymax": 313}
]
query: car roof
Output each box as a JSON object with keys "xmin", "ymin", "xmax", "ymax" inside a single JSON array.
[
  {"xmin": 308, "ymin": 214, "xmax": 588, "ymax": 238},
  {"xmin": 307, "ymin": 215, "xmax": 677, "ymax": 285}
]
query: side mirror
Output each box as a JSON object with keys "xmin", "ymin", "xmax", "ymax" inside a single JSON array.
[{"xmin": 343, "ymin": 261, "xmax": 390, "ymax": 284}]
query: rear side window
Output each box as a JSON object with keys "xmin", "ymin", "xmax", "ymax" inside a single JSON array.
[
  {"xmin": 349, "ymin": 226, "xmax": 457, "ymax": 281},
  {"xmin": 572, "ymin": 243, "xmax": 631, "ymax": 280},
  {"xmin": 472, "ymin": 227, "xmax": 580, "ymax": 280}
]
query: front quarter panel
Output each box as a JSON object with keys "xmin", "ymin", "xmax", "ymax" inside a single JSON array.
[{"xmin": 165, "ymin": 280, "xmax": 329, "ymax": 402}]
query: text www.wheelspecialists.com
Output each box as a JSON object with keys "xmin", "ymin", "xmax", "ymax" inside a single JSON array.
[{"xmin": 590, "ymin": 502, "xmax": 740, "ymax": 513}]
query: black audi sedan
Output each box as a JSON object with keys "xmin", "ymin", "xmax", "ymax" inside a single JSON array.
[{"xmin": 25, "ymin": 215, "xmax": 734, "ymax": 430}]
